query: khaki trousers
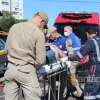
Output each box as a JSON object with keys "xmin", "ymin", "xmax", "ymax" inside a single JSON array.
[{"xmin": 4, "ymin": 63, "xmax": 42, "ymax": 100}]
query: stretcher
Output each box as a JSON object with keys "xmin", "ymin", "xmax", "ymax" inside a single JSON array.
[{"xmin": 37, "ymin": 58, "xmax": 86, "ymax": 100}]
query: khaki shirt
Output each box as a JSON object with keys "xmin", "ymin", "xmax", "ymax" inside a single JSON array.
[{"xmin": 5, "ymin": 21, "xmax": 46, "ymax": 69}]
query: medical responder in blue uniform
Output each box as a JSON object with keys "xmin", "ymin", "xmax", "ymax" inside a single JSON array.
[{"xmin": 64, "ymin": 26, "xmax": 81, "ymax": 53}]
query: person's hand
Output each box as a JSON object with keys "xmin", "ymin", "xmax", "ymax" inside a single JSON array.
[
  {"xmin": 58, "ymin": 50, "xmax": 65, "ymax": 58},
  {"xmin": 45, "ymin": 43, "xmax": 51, "ymax": 47},
  {"xmin": 56, "ymin": 49, "xmax": 66, "ymax": 61},
  {"xmin": 67, "ymin": 51, "xmax": 74, "ymax": 57}
]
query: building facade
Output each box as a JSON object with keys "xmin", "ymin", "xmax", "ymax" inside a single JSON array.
[
  {"xmin": 0, "ymin": 0, "xmax": 23, "ymax": 19},
  {"xmin": 0, "ymin": 1, "xmax": 2, "ymax": 12}
]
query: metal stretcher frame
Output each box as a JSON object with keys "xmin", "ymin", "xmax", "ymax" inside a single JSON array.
[
  {"xmin": 41, "ymin": 64, "xmax": 88, "ymax": 100},
  {"xmin": 42, "ymin": 67, "xmax": 68, "ymax": 100}
]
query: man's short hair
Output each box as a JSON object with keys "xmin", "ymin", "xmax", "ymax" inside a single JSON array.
[
  {"xmin": 34, "ymin": 11, "xmax": 48, "ymax": 24},
  {"xmin": 87, "ymin": 28, "xmax": 97, "ymax": 35},
  {"xmin": 64, "ymin": 26, "xmax": 72, "ymax": 32},
  {"xmin": 48, "ymin": 26, "xmax": 57, "ymax": 34}
]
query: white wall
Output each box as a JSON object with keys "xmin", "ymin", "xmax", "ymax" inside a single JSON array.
[{"xmin": 1, "ymin": 0, "xmax": 23, "ymax": 19}]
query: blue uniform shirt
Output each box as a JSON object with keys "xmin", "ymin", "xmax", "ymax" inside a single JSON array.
[
  {"xmin": 52, "ymin": 36, "xmax": 66, "ymax": 51},
  {"xmin": 64, "ymin": 32, "xmax": 81, "ymax": 52}
]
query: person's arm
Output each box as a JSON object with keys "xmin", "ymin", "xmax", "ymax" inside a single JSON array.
[
  {"xmin": 35, "ymin": 32, "xmax": 46, "ymax": 69},
  {"xmin": 69, "ymin": 40, "xmax": 92, "ymax": 61},
  {"xmin": 71, "ymin": 33, "xmax": 81, "ymax": 51}
]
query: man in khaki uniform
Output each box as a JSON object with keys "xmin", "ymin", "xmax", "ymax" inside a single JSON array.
[{"xmin": 4, "ymin": 12, "xmax": 48, "ymax": 100}]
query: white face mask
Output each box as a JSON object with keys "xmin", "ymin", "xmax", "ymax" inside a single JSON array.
[{"xmin": 64, "ymin": 32, "xmax": 71, "ymax": 36}]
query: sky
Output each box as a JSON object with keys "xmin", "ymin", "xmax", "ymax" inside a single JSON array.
[{"xmin": 24, "ymin": 0, "xmax": 100, "ymax": 26}]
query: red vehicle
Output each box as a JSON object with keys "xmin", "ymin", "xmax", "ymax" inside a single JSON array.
[
  {"xmin": 54, "ymin": 12, "xmax": 100, "ymax": 81},
  {"xmin": 54, "ymin": 12, "xmax": 100, "ymax": 44}
]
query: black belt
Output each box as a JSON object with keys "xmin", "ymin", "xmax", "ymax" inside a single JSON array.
[
  {"xmin": 8, "ymin": 61, "xmax": 18, "ymax": 66},
  {"xmin": 8, "ymin": 61, "xmax": 34, "ymax": 66}
]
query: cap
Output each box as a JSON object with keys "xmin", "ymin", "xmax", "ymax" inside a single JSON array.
[
  {"xmin": 36, "ymin": 12, "xmax": 48, "ymax": 24},
  {"xmin": 48, "ymin": 26, "xmax": 57, "ymax": 35}
]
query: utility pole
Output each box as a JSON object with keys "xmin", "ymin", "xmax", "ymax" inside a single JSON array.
[{"xmin": 9, "ymin": 0, "xmax": 12, "ymax": 16}]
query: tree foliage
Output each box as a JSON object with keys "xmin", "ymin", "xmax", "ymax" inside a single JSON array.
[
  {"xmin": 0, "ymin": 16, "xmax": 15, "ymax": 32},
  {"xmin": 15, "ymin": 19, "xmax": 27, "ymax": 24},
  {"xmin": 0, "ymin": 11, "xmax": 27, "ymax": 32}
]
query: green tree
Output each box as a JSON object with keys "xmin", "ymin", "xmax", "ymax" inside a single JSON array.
[
  {"xmin": 0, "ymin": 11, "xmax": 27, "ymax": 32},
  {"xmin": 0, "ymin": 16, "xmax": 16, "ymax": 32},
  {"xmin": 15, "ymin": 19, "xmax": 27, "ymax": 23}
]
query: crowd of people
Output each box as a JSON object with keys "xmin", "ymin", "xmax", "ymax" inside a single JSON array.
[{"xmin": 3, "ymin": 11, "xmax": 100, "ymax": 100}]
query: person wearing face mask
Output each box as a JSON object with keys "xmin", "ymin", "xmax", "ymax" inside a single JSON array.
[
  {"xmin": 4, "ymin": 11, "xmax": 48, "ymax": 100},
  {"xmin": 64, "ymin": 26, "xmax": 81, "ymax": 56},
  {"xmin": 63, "ymin": 26, "xmax": 83, "ymax": 99}
]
